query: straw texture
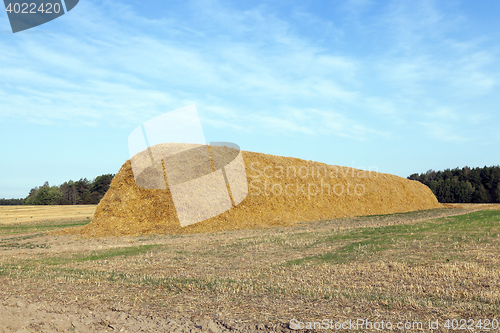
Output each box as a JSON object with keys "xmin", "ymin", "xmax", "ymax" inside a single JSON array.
[{"xmin": 80, "ymin": 145, "xmax": 441, "ymax": 237}]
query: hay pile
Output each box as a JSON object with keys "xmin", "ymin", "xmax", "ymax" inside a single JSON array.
[{"xmin": 80, "ymin": 144, "xmax": 441, "ymax": 237}]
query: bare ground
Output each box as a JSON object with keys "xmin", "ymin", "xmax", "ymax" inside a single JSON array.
[{"xmin": 1, "ymin": 204, "xmax": 499, "ymax": 332}]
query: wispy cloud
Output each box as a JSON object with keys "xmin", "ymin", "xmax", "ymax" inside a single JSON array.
[
  {"xmin": 0, "ymin": 0, "xmax": 380, "ymax": 138},
  {"xmin": 0, "ymin": 0, "xmax": 498, "ymax": 145},
  {"xmin": 1, "ymin": 0, "xmax": 500, "ymax": 199},
  {"xmin": 246, "ymin": 107, "xmax": 389, "ymax": 140}
]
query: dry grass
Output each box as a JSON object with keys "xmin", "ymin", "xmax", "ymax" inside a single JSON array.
[
  {"xmin": 1, "ymin": 205, "xmax": 499, "ymax": 331},
  {"xmin": 443, "ymin": 203, "xmax": 500, "ymax": 210},
  {"xmin": 78, "ymin": 146, "xmax": 442, "ymax": 237},
  {"xmin": 0, "ymin": 205, "xmax": 96, "ymax": 225}
]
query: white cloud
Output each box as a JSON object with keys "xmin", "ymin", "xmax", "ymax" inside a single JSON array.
[
  {"xmin": 0, "ymin": 0, "xmax": 497, "ymax": 145},
  {"xmin": 1, "ymin": 0, "xmax": 379, "ymax": 139},
  {"xmin": 250, "ymin": 107, "xmax": 389, "ymax": 140}
]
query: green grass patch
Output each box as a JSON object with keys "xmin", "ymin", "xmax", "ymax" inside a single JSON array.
[
  {"xmin": 40, "ymin": 244, "xmax": 164, "ymax": 265},
  {"xmin": 0, "ymin": 244, "xmax": 166, "ymax": 279},
  {"xmin": 285, "ymin": 210, "xmax": 500, "ymax": 266},
  {"xmin": 0, "ymin": 242, "xmax": 50, "ymax": 250},
  {"xmin": 0, "ymin": 233, "xmax": 50, "ymax": 249}
]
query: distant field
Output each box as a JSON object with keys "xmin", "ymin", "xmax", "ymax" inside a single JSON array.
[
  {"xmin": 0, "ymin": 204, "xmax": 499, "ymax": 332},
  {"xmin": 0, "ymin": 205, "xmax": 96, "ymax": 225},
  {"xmin": 2, "ymin": 203, "xmax": 499, "ymax": 226},
  {"xmin": 442, "ymin": 203, "xmax": 500, "ymax": 210}
]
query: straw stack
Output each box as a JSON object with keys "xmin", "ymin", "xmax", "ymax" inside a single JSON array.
[{"xmin": 80, "ymin": 145, "xmax": 441, "ymax": 237}]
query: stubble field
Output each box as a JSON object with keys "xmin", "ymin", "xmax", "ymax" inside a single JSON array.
[
  {"xmin": 0, "ymin": 205, "xmax": 96, "ymax": 225},
  {"xmin": 0, "ymin": 204, "xmax": 499, "ymax": 332}
]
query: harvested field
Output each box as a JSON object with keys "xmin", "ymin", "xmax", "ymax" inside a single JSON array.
[
  {"xmin": 0, "ymin": 205, "xmax": 499, "ymax": 332},
  {"xmin": 77, "ymin": 145, "xmax": 441, "ymax": 237},
  {"xmin": 443, "ymin": 203, "xmax": 500, "ymax": 210},
  {"xmin": 0, "ymin": 205, "xmax": 96, "ymax": 225}
]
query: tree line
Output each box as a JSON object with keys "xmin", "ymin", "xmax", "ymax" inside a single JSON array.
[
  {"xmin": 0, "ymin": 174, "xmax": 115, "ymax": 206},
  {"xmin": 3, "ymin": 166, "xmax": 499, "ymax": 205},
  {"xmin": 408, "ymin": 166, "xmax": 500, "ymax": 203},
  {"xmin": 0, "ymin": 198, "xmax": 25, "ymax": 205}
]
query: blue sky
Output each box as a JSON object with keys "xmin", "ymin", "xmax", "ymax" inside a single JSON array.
[{"xmin": 1, "ymin": 0, "xmax": 499, "ymax": 199}]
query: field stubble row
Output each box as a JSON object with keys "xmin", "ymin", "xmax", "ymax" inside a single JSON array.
[{"xmin": 0, "ymin": 204, "xmax": 499, "ymax": 331}]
